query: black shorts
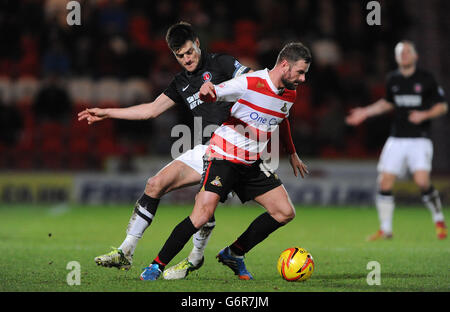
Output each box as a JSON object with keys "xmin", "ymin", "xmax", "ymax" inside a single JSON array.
[{"xmin": 199, "ymin": 158, "xmax": 282, "ymax": 203}]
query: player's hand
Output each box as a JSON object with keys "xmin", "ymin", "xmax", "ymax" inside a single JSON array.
[
  {"xmin": 289, "ymin": 153, "xmax": 309, "ymax": 178},
  {"xmin": 408, "ymin": 110, "xmax": 428, "ymax": 124},
  {"xmin": 345, "ymin": 107, "xmax": 367, "ymax": 126},
  {"xmin": 77, "ymin": 108, "xmax": 108, "ymax": 124},
  {"xmin": 199, "ymin": 82, "xmax": 216, "ymax": 102}
]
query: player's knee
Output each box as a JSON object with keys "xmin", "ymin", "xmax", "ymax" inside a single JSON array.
[
  {"xmin": 283, "ymin": 207, "xmax": 296, "ymax": 223},
  {"xmin": 275, "ymin": 205, "xmax": 296, "ymax": 224},
  {"xmin": 191, "ymin": 205, "xmax": 214, "ymax": 228},
  {"xmin": 414, "ymin": 178, "xmax": 430, "ymax": 191},
  {"xmin": 378, "ymin": 176, "xmax": 394, "ymax": 192},
  {"xmin": 145, "ymin": 176, "xmax": 166, "ymax": 197}
]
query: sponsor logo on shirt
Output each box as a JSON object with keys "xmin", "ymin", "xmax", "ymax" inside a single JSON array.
[
  {"xmin": 394, "ymin": 94, "xmax": 422, "ymax": 107},
  {"xmin": 249, "ymin": 111, "xmax": 278, "ymax": 125},
  {"xmin": 187, "ymin": 92, "xmax": 204, "ymax": 110}
]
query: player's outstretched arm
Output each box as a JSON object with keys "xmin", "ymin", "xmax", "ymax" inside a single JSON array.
[
  {"xmin": 345, "ymin": 99, "xmax": 394, "ymax": 126},
  {"xmin": 409, "ymin": 102, "xmax": 448, "ymax": 124},
  {"xmin": 77, "ymin": 93, "xmax": 176, "ymax": 124}
]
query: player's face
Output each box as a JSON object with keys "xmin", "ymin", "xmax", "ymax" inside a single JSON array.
[
  {"xmin": 395, "ymin": 43, "xmax": 417, "ymax": 67},
  {"xmin": 173, "ymin": 39, "xmax": 202, "ymax": 72},
  {"xmin": 281, "ymin": 59, "xmax": 310, "ymax": 90}
]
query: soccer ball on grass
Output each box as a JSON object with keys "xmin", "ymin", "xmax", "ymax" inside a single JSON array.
[{"xmin": 277, "ymin": 247, "xmax": 314, "ymax": 281}]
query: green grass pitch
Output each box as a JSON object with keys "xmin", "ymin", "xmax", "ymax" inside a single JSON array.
[{"xmin": 0, "ymin": 203, "xmax": 448, "ymax": 292}]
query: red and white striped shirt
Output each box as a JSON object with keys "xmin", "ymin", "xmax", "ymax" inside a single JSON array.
[{"xmin": 204, "ymin": 69, "xmax": 297, "ymax": 165}]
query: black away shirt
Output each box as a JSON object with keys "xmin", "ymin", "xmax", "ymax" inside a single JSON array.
[
  {"xmin": 164, "ymin": 51, "xmax": 250, "ymax": 144},
  {"xmin": 385, "ymin": 68, "xmax": 446, "ymax": 138}
]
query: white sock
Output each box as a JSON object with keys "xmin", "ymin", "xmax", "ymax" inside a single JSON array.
[
  {"xmin": 121, "ymin": 205, "xmax": 154, "ymax": 258},
  {"xmin": 188, "ymin": 220, "xmax": 215, "ymax": 266},
  {"xmin": 119, "ymin": 234, "xmax": 140, "ymax": 258},
  {"xmin": 422, "ymin": 188, "xmax": 444, "ymax": 223},
  {"xmin": 376, "ymin": 193, "xmax": 394, "ymax": 234}
]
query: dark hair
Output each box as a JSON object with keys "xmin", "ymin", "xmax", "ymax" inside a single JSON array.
[
  {"xmin": 276, "ymin": 42, "xmax": 312, "ymax": 65},
  {"xmin": 165, "ymin": 21, "xmax": 198, "ymax": 52}
]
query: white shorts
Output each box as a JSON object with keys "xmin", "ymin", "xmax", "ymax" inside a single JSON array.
[
  {"xmin": 175, "ymin": 144, "xmax": 208, "ymax": 174},
  {"xmin": 377, "ymin": 137, "xmax": 433, "ymax": 176}
]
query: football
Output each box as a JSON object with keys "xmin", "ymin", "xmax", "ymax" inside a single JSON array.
[{"xmin": 277, "ymin": 247, "xmax": 315, "ymax": 282}]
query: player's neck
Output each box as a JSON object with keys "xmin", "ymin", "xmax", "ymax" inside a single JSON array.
[
  {"xmin": 399, "ymin": 64, "xmax": 416, "ymax": 77},
  {"xmin": 268, "ymin": 68, "xmax": 283, "ymax": 89}
]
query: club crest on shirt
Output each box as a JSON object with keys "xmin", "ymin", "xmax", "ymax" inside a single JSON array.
[
  {"xmin": 414, "ymin": 83, "xmax": 422, "ymax": 93},
  {"xmin": 281, "ymin": 103, "xmax": 288, "ymax": 112},
  {"xmin": 256, "ymin": 81, "xmax": 265, "ymax": 88},
  {"xmin": 202, "ymin": 71, "xmax": 212, "ymax": 82},
  {"xmin": 210, "ymin": 176, "xmax": 222, "ymax": 187}
]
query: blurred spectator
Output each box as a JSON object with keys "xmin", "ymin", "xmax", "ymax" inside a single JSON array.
[
  {"xmin": 316, "ymin": 96, "xmax": 347, "ymax": 150},
  {"xmin": 32, "ymin": 74, "xmax": 72, "ymax": 122},
  {"xmin": 0, "ymin": 100, "xmax": 23, "ymax": 147},
  {"xmin": 42, "ymin": 41, "xmax": 71, "ymax": 76},
  {"xmin": 0, "ymin": 0, "xmax": 422, "ymax": 169}
]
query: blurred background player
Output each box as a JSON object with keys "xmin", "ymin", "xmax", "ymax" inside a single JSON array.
[
  {"xmin": 78, "ymin": 22, "xmax": 302, "ymax": 277},
  {"xmin": 140, "ymin": 42, "xmax": 310, "ymax": 281},
  {"xmin": 346, "ymin": 40, "xmax": 448, "ymax": 240}
]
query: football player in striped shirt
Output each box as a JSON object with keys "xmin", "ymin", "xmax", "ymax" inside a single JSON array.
[
  {"xmin": 78, "ymin": 22, "xmax": 303, "ymax": 278},
  {"xmin": 346, "ymin": 40, "xmax": 448, "ymax": 240},
  {"xmin": 140, "ymin": 42, "xmax": 311, "ymax": 281}
]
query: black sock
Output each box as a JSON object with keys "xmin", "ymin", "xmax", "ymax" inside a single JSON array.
[
  {"xmin": 230, "ymin": 212, "xmax": 284, "ymax": 256},
  {"xmin": 138, "ymin": 193, "xmax": 160, "ymax": 216},
  {"xmin": 155, "ymin": 217, "xmax": 199, "ymax": 268},
  {"xmin": 421, "ymin": 185, "xmax": 435, "ymax": 196},
  {"xmin": 379, "ymin": 190, "xmax": 393, "ymax": 196}
]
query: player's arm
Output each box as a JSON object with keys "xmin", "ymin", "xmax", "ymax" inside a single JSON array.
[
  {"xmin": 345, "ymin": 98, "xmax": 394, "ymax": 126},
  {"xmin": 279, "ymin": 118, "xmax": 308, "ymax": 178},
  {"xmin": 409, "ymin": 102, "xmax": 448, "ymax": 124},
  {"xmin": 77, "ymin": 93, "xmax": 176, "ymax": 124},
  {"xmin": 199, "ymin": 74, "xmax": 247, "ymax": 103},
  {"xmin": 409, "ymin": 76, "xmax": 448, "ymax": 124}
]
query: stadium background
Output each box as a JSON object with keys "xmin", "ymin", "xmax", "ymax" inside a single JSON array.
[{"xmin": 1, "ymin": 0, "xmax": 449, "ymax": 207}]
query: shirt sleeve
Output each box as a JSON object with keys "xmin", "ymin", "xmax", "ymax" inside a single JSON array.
[
  {"xmin": 428, "ymin": 74, "xmax": 446, "ymax": 104},
  {"xmin": 216, "ymin": 54, "xmax": 251, "ymax": 79},
  {"xmin": 384, "ymin": 74, "xmax": 394, "ymax": 103},
  {"xmin": 279, "ymin": 118, "xmax": 296, "ymax": 155},
  {"xmin": 214, "ymin": 74, "xmax": 248, "ymax": 103},
  {"xmin": 163, "ymin": 78, "xmax": 183, "ymax": 104}
]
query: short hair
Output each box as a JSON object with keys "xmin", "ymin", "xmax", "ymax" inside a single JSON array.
[
  {"xmin": 165, "ymin": 21, "xmax": 198, "ymax": 52},
  {"xmin": 395, "ymin": 40, "xmax": 418, "ymax": 56},
  {"xmin": 276, "ymin": 42, "xmax": 312, "ymax": 65}
]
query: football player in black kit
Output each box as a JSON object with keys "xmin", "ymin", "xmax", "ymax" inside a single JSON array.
[
  {"xmin": 346, "ymin": 40, "xmax": 448, "ymax": 240},
  {"xmin": 78, "ymin": 22, "xmax": 305, "ymax": 277}
]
